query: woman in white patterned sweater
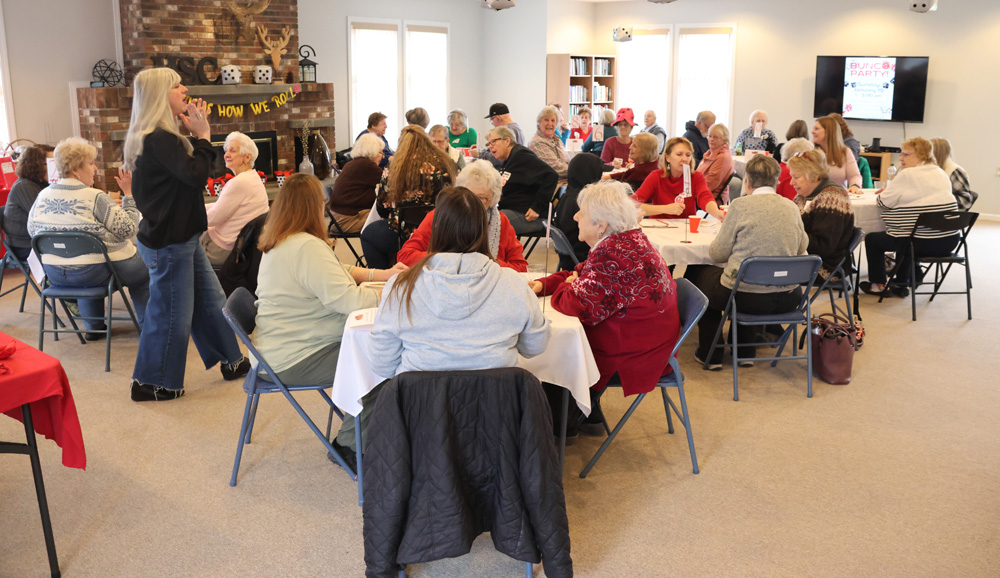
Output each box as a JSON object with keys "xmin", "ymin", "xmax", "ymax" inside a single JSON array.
[
  {"xmin": 27, "ymin": 137, "xmax": 149, "ymax": 337},
  {"xmin": 860, "ymin": 137, "xmax": 958, "ymax": 297}
]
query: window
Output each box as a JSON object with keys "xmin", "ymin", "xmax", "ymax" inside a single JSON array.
[
  {"xmin": 348, "ymin": 19, "xmax": 449, "ymax": 146},
  {"xmin": 673, "ymin": 26, "xmax": 735, "ymax": 136},
  {"xmin": 616, "ymin": 24, "xmax": 736, "ymax": 140},
  {"xmin": 404, "ymin": 25, "xmax": 449, "ymax": 133},
  {"xmin": 617, "ymin": 29, "xmax": 671, "ymax": 133}
]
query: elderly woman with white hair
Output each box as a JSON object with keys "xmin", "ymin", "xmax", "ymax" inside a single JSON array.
[
  {"xmin": 397, "ymin": 159, "xmax": 527, "ymax": 271},
  {"xmin": 447, "ymin": 108, "xmax": 478, "ymax": 150},
  {"xmin": 27, "ymin": 137, "xmax": 149, "ymax": 339},
  {"xmin": 529, "ymin": 105, "xmax": 570, "ymax": 184},
  {"xmin": 582, "ymin": 108, "xmax": 618, "ymax": 156},
  {"xmin": 776, "ymin": 137, "xmax": 815, "ymax": 200},
  {"xmin": 531, "ymin": 180, "xmax": 680, "ymax": 435},
  {"xmin": 428, "ymin": 124, "xmax": 466, "ymax": 171},
  {"xmin": 733, "ymin": 109, "xmax": 778, "ymax": 154},
  {"xmin": 328, "ymin": 133, "xmax": 385, "ymax": 233},
  {"xmin": 200, "ymin": 131, "xmax": 269, "ymax": 265}
]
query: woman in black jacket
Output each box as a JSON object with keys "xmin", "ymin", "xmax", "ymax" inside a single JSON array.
[
  {"xmin": 122, "ymin": 67, "xmax": 249, "ymax": 401},
  {"xmin": 554, "ymin": 153, "xmax": 604, "ymax": 270}
]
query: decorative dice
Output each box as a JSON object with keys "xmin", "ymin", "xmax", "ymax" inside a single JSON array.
[
  {"xmin": 257, "ymin": 170, "xmax": 267, "ymax": 184},
  {"xmin": 220, "ymin": 65, "xmax": 242, "ymax": 85},
  {"xmin": 254, "ymin": 65, "xmax": 273, "ymax": 85},
  {"xmin": 213, "ymin": 181, "xmax": 224, "ymax": 195},
  {"xmin": 275, "ymin": 170, "xmax": 289, "ymax": 188}
]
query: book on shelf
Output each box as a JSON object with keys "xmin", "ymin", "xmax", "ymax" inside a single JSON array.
[
  {"xmin": 594, "ymin": 58, "xmax": 612, "ymax": 76},
  {"xmin": 571, "ymin": 57, "xmax": 588, "ymax": 76}
]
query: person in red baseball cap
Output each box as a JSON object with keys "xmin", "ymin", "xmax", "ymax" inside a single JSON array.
[{"xmin": 601, "ymin": 107, "xmax": 637, "ymax": 167}]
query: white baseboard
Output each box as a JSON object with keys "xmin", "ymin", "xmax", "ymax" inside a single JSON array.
[{"xmin": 977, "ymin": 213, "xmax": 1000, "ymax": 222}]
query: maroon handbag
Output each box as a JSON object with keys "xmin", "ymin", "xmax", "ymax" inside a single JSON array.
[{"xmin": 809, "ymin": 313, "xmax": 856, "ymax": 385}]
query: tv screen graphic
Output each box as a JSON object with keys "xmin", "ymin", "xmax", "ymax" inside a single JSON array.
[{"xmin": 813, "ymin": 56, "xmax": 929, "ymax": 123}]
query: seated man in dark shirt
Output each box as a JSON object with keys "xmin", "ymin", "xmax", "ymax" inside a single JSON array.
[
  {"xmin": 485, "ymin": 126, "xmax": 558, "ymax": 236},
  {"xmin": 355, "ymin": 111, "xmax": 394, "ymax": 169}
]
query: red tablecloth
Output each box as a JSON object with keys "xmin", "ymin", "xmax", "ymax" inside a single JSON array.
[{"xmin": 0, "ymin": 332, "xmax": 86, "ymax": 469}]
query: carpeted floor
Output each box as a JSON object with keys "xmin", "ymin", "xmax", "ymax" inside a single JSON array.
[{"xmin": 2, "ymin": 223, "xmax": 999, "ymax": 577}]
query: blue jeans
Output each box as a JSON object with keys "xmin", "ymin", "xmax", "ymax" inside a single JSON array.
[
  {"xmin": 43, "ymin": 253, "xmax": 150, "ymax": 331},
  {"xmin": 361, "ymin": 220, "xmax": 401, "ymax": 269},
  {"xmin": 133, "ymin": 234, "xmax": 243, "ymax": 391},
  {"xmin": 501, "ymin": 209, "xmax": 547, "ymax": 236}
]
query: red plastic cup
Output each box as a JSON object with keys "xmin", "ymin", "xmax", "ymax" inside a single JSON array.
[{"xmin": 689, "ymin": 215, "xmax": 701, "ymax": 233}]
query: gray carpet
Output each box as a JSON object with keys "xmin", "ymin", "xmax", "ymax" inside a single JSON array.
[{"xmin": 2, "ymin": 224, "xmax": 999, "ymax": 577}]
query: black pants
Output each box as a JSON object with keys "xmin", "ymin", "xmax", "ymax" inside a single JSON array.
[
  {"xmin": 864, "ymin": 232, "xmax": 960, "ymax": 285},
  {"xmin": 360, "ymin": 220, "xmax": 401, "ymax": 269},
  {"xmin": 686, "ymin": 265, "xmax": 802, "ymax": 362}
]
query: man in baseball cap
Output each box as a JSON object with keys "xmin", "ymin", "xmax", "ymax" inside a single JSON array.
[{"xmin": 476, "ymin": 102, "xmax": 526, "ymax": 167}]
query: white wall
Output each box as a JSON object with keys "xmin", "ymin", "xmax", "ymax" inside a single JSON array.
[
  {"xmin": 2, "ymin": 0, "xmax": 117, "ymax": 145},
  {"xmin": 479, "ymin": 0, "xmax": 548, "ymax": 144},
  {"xmin": 298, "ymin": 0, "xmax": 486, "ymax": 150},
  {"xmin": 547, "ymin": 0, "xmax": 597, "ymax": 55},
  {"xmin": 590, "ymin": 0, "xmax": 1000, "ymax": 215}
]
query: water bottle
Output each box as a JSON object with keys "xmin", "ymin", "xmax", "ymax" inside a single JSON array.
[{"xmin": 887, "ymin": 163, "xmax": 897, "ymax": 183}]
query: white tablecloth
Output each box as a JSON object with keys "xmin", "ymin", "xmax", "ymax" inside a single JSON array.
[
  {"xmin": 642, "ymin": 218, "xmax": 722, "ymax": 266},
  {"xmin": 331, "ymin": 299, "xmax": 600, "ymax": 417},
  {"xmin": 853, "ymin": 189, "xmax": 885, "ymax": 234}
]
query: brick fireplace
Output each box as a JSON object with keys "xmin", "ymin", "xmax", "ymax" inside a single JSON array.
[{"xmin": 77, "ymin": 0, "xmax": 333, "ymax": 192}]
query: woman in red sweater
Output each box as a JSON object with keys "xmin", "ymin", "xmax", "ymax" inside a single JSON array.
[
  {"xmin": 396, "ymin": 161, "xmax": 527, "ymax": 271},
  {"xmin": 531, "ymin": 180, "xmax": 680, "ymax": 434},
  {"xmin": 634, "ymin": 137, "xmax": 726, "ymax": 219}
]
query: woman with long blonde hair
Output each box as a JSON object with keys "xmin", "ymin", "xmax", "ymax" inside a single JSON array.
[
  {"xmin": 811, "ymin": 116, "xmax": 861, "ymax": 191},
  {"xmin": 360, "ymin": 125, "xmax": 456, "ymax": 269},
  {"xmin": 123, "ymin": 67, "xmax": 248, "ymax": 402},
  {"xmin": 254, "ymin": 173, "xmax": 404, "ymax": 469}
]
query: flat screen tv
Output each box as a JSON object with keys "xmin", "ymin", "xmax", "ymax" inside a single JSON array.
[{"xmin": 813, "ymin": 56, "xmax": 929, "ymax": 123}]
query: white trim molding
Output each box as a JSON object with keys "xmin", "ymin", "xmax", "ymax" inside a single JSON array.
[{"xmin": 0, "ymin": 0, "xmax": 18, "ymax": 143}]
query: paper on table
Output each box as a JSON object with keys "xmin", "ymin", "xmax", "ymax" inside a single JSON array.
[{"xmin": 345, "ymin": 308, "xmax": 377, "ymax": 329}]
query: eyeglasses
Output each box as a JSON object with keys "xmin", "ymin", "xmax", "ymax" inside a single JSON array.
[{"xmin": 486, "ymin": 138, "xmax": 507, "ymax": 147}]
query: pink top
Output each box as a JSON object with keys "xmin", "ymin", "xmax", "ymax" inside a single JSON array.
[
  {"xmin": 696, "ymin": 146, "xmax": 734, "ymax": 201},
  {"xmin": 205, "ymin": 169, "xmax": 270, "ymax": 251},
  {"xmin": 825, "ymin": 149, "xmax": 862, "ymax": 189}
]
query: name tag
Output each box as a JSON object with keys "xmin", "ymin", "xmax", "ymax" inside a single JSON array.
[
  {"xmin": 774, "ymin": 271, "xmax": 788, "ymax": 278},
  {"xmin": 500, "ymin": 171, "xmax": 512, "ymax": 186}
]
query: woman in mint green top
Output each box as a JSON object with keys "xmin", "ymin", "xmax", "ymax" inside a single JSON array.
[{"xmin": 447, "ymin": 108, "xmax": 478, "ymax": 149}]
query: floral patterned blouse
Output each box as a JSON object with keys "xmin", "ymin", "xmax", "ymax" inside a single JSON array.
[{"xmin": 374, "ymin": 168, "xmax": 451, "ymax": 239}]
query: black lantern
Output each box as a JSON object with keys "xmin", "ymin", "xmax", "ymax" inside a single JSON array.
[{"xmin": 298, "ymin": 45, "xmax": 318, "ymax": 83}]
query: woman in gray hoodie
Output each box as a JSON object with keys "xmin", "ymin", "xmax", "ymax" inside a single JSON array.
[{"xmin": 369, "ymin": 186, "xmax": 551, "ymax": 378}]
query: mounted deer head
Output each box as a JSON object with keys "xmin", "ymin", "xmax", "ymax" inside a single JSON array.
[
  {"xmin": 257, "ymin": 25, "xmax": 292, "ymax": 71},
  {"xmin": 223, "ymin": 0, "xmax": 271, "ymax": 40}
]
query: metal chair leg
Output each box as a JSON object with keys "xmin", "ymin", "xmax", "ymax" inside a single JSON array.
[
  {"xmin": 21, "ymin": 405, "xmax": 62, "ymax": 578},
  {"xmin": 230, "ymin": 393, "xmax": 256, "ymax": 486},
  {"xmin": 580, "ymin": 393, "xmax": 647, "ymax": 478}
]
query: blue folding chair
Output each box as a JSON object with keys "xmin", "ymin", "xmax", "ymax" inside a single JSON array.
[
  {"xmin": 222, "ymin": 287, "xmax": 364, "ymax": 505},
  {"xmin": 579, "ymin": 278, "xmax": 708, "ymax": 478},
  {"xmin": 547, "ymin": 224, "xmax": 580, "ymax": 267},
  {"xmin": 705, "ymin": 255, "xmax": 823, "ymax": 400},
  {"xmin": 32, "ymin": 231, "xmax": 142, "ymax": 372}
]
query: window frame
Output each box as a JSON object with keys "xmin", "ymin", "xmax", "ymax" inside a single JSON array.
[
  {"xmin": 347, "ymin": 17, "xmax": 450, "ymax": 146},
  {"xmin": 0, "ymin": 0, "xmax": 18, "ymax": 145},
  {"xmin": 616, "ymin": 22, "xmax": 737, "ymax": 140}
]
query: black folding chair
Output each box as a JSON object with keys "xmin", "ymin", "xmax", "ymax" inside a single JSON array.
[
  {"xmin": 32, "ymin": 231, "xmax": 143, "ymax": 372},
  {"xmin": 712, "ymin": 172, "xmax": 736, "ymax": 205},
  {"xmin": 808, "ymin": 227, "xmax": 864, "ymax": 333},
  {"xmin": 326, "ymin": 207, "xmax": 366, "ymax": 266},
  {"xmin": 395, "ymin": 204, "xmax": 435, "ymax": 247},
  {"xmin": 0, "ymin": 209, "xmax": 46, "ymax": 313},
  {"xmin": 705, "ymin": 255, "xmax": 823, "ymax": 400},
  {"xmin": 579, "ymin": 278, "xmax": 708, "ymax": 478},
  {"xmin": 881, "ymin": 211, "xmax": 977, "ymax": 321}
]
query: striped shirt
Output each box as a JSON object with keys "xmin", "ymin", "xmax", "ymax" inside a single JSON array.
[{"xmin": 877, "ymin": 163, "xmax": 957, "ymax": 238}]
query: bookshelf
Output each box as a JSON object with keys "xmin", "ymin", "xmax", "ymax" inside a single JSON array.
[{"xmin": 546, "ymin": 54, "xmax": 617, "ymax": 123}]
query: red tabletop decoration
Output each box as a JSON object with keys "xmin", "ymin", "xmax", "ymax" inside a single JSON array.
[{"xmin": 0, "ymin": 332, "xmax": 86, "ymax": 469}]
